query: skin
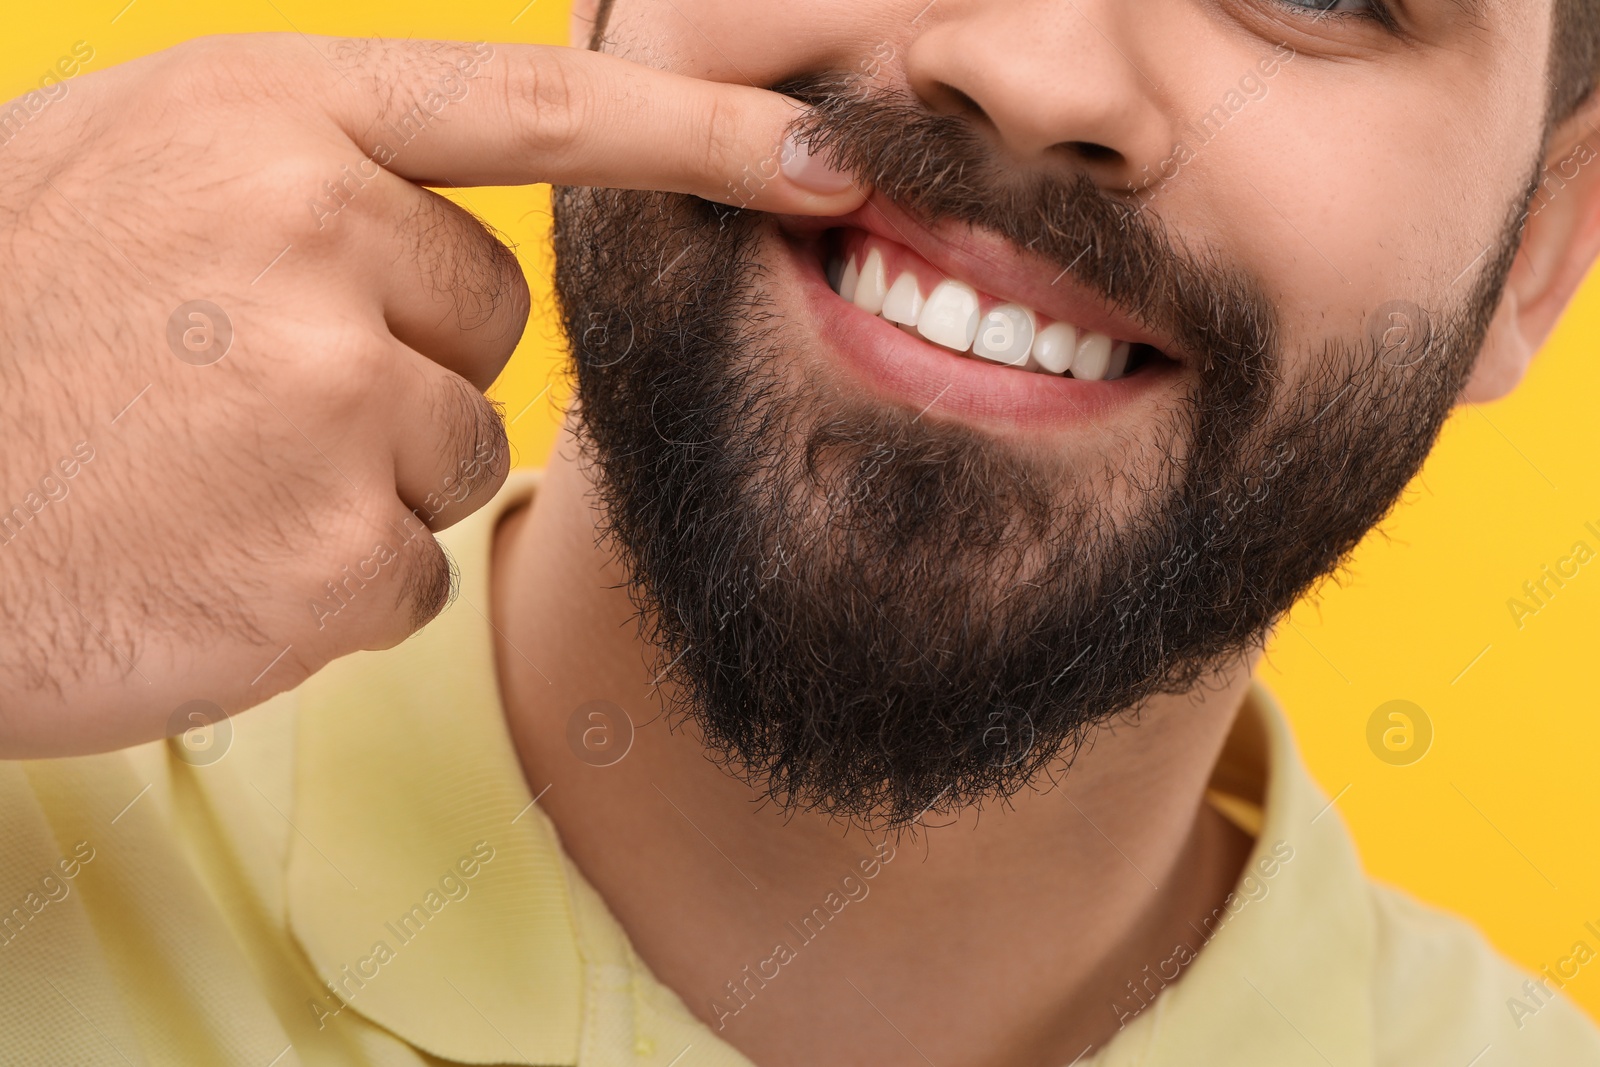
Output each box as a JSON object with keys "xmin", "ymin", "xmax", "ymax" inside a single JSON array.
[
  {"xmin": 486, "ymin": 0, "xmax": 1600, "ymax": 1064},
  {"xmin": 2, "ymin": 1, "xmax": 1599, "ymax": 1062},
  {"xmin": 0, "ymin": 35, "xmax": 861, "ymax": 757},
  {"xmin": 497, "ymin": 448, "xmax": 1259, "ymax": 1065}
]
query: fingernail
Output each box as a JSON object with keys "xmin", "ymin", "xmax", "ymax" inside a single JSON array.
[{"xmin": 780, "ymin": 134, "xmax": 856, "ymax": 194}]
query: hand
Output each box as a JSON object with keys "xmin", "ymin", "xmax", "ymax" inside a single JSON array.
[{"xmin": 0, "ymin": 34, "xmax": 863, "ymax": 757}]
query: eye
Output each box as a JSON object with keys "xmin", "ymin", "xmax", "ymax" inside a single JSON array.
[
  {"xmin": 1276, "ymin": 0, "xmax": 1377, "ymax": 12},
  {"xmin": 1271, "ymin": 0, "xmax": 1394, "ymax": 26}
]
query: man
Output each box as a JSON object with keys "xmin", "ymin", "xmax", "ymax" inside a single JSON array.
[{"xmin": 1, "ymin": 0, "xmax": 1597, "ymax": 1063}]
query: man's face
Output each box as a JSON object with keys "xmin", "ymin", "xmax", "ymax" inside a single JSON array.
[{"xmin": 552, "ymin": 0, "xmax": 1552, "ymax": 825}]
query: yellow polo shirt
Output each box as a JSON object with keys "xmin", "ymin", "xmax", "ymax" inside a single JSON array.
[{"xmin": 2, "ymin": 469, "xmax": 1596, "ymax": 1066}]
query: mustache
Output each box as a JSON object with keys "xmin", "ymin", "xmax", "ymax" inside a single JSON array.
[
  {"xmin": 781, "ymin": 72, "xmax": 1277, "ymax": 378},
  {"xmin": 781, "ymin": 70, "xmax": 1278, "ymax": 458}
]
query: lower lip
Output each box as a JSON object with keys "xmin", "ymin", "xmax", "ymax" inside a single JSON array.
[{"xmin": 777, "ymin": 234, "xmax": 1184, "ymax": 431}]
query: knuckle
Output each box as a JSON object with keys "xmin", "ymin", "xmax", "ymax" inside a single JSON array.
[
  {"xmin": 240, "ymin": 154, "xmax": 354, "ymax": 250},
  {"xmin": 493, "ymin": 243, "xmax": 533, "ymax": 342},
  {"xmin": 510, "ymin": 50, "xmax": 590, "ymax": 159},
  {"xmin": 450, "ymin": 226, "xmax": 529, "ymax": 342},
  {"xmin": 147, "ymin": 35, "xmax": 276, "ymax": 109},
  {"xmin": 177, "ymin": 34, "xmax": 255, "ymax": 63},
  {"xmin": 405, "ymin": 196, "xmax": 527, "ymax": 336},
  {"xmin": 301, "ymin": 500, "xmax": 447, "ymax": 648},
  {"xmin": 311, "ymin": 508, "xmax": 388, "ymax": 582},
  {"xmin": 698, "ymin": 92, "xmax": 745, "ymax": 177},
  {"xmin": 437, "ymin": 376, "xmax": 511, "ymax": 500},
  {"xmin": 478, "ymin": 228, "xmax": 530, "ymax": 331},
  {"xmin": 119, "ymin": 40, "xmax": 352, "ymax": 256},
  {"xmin": 399, "ymin": 530, "xmax": 455, "ymax": 632},
  {"xmin": 407, "ymin": 381, "xmax": 510, "ymax": 534},
  {"xmin": 292, "ymin": 326, "xmax": 390, "ymax": 421}
]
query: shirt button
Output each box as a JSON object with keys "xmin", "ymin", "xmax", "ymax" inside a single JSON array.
[{"xmin": 633, "ymin": 1036, "xmax": 656, "ymax": 1057}]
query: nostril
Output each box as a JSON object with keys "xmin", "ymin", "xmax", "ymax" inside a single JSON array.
[
  {"xmin": 928, "ymin": 81, "xmax": 991, "ymax": 125},
  {"xmin": 1061, "ymin": 140, "xmax": 1124, "ymax": 167}
]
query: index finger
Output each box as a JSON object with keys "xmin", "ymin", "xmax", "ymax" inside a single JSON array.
[{"xmin": 310, "ymin": 37, "xmax": 866, "ymax": 215}]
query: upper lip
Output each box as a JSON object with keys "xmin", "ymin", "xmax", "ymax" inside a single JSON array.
[{"xmin": 775, "ymin": 193, "xmax": 1188, "ymax": 364}]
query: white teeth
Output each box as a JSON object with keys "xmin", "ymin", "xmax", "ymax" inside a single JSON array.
[
  {"xmin": 853, "ymin": 248, "xmax": 888, "ymax": 315},
  {"xmin": 1073, "ymin": 332, "xmax": 1114, "ymax": 381},
  {"xmin": 1106, "ymin": 340, "xmax": 1131, "ymax": 380},
  {"xmin": 918, "ymin": 279, "xmax": 981, "ymax": 352},
  {"xmin": 839, "ymin": 257, "xmax": 860, "ymax": 303},
  {"xmin": 881, "ymin": 272, "xmax": 925, "ymax": 326},
  {"xmin": 971, "ymin": 304, "xmax": 1035, "ymax": 367},
  {"xmin": 828, "ymin": 244, "xmax": 1144, "ymax": 381},
  {"xmin": 1031, "ymin": 322, "xmax": 1078, "ymax": 375}
]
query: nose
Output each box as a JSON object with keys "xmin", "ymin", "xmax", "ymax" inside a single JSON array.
[{"xmin": 904, "ymin": 0, "xmax": 1181, "ymax": 187}]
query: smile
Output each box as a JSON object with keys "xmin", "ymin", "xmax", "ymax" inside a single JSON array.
[
  {"xmin": 778, "ymin": 198, "xmax": 1186, "ymax": 429},
  {"xmin": 827, "ymin": 231, "xmax": 1139, "ymax": 381}
]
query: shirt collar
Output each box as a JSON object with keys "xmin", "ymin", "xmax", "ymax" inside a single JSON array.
[
  {"xmin": 1097, "ymin": 686, "xmax": 1376, "ymax": 1066},
  {"xmin": 287, "ymin": 470, "xmax": 1375, "ymax": 1066}
]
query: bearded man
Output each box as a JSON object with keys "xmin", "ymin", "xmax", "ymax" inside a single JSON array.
[{"xmin": 1, "ymin": 1, "xmax": 1597, "ymax": 1064}]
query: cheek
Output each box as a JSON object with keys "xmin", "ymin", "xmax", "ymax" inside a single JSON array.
[{"xmin": 1172, "ymin": 84, "xmax": 1533, "ymax": 357}]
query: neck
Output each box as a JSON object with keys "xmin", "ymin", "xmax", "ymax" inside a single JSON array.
[{"xmin": 493, "ymin": 427, "xmax": 1257, "ymax": 1067}]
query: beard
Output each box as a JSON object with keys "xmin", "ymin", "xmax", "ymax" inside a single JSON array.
[{"xmin": 550, "ymin": 74, "xmax": 1528, "ymax": 828}]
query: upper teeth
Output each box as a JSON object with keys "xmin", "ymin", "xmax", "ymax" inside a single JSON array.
[{"xmin": 830, "ymin": 246, "xmax": 1132, "ymax": 381}]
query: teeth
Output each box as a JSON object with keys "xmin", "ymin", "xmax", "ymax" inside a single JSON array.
[
  {"xmin": 827, "ymin": 242, "xmax": 1145, "ymax": 382},
  {"xmin": 1031, "ymin": 322, "xmax": 1077, "ymax": 375},
  {"xmin": 971, "ymin": 304, "xmax": 1035, "ymax": 367},
  {"xmin": 1106, "ymin": 340, "xmax": 1131, "ymax": 381},
  {"xmin": 853, "ymin": 248, "xmax": 888, "ymax": 316},
  {"xmin": 839, "ymin": 257, "xmax": 860, "ymax": 304},
  {"xmin": 881, "ymin": 272, "xmax": 924, "ymax": 326},
  {"xmin": 1073, "ymin": 332, "xmax": 1114, "ymax": 382},
  {"xmin": 918, "ymin": 279, "xmax": 981, "ymax": 352}
]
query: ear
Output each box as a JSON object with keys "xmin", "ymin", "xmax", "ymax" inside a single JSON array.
[
  {"xmin": 1463, "ymin": 94, "xmax": 1600, "ymax": 403},
  {"xmin": 570, "ymin": 0, "xmax": 603, "ymax": 49}
]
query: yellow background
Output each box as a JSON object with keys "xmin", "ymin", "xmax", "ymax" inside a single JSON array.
[{"xmin": 11, "ymin": 0, "xmax": 1599, "ymax": 1019}]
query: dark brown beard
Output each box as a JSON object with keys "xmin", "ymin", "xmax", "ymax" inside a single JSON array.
[{"xmin": 550, "ymin": 77, "xmax": 1526, "ymax": 828}]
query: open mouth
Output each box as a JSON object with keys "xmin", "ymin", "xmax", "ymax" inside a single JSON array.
[
  {"xmin": 774, "ymin": 198, "xmax": 1187, "ymax": 428},
  {"xmin": 824, "ymin": 229, "xmax": 1165, "ymax": 382}
]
